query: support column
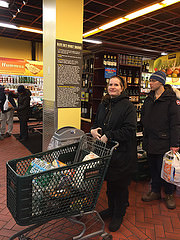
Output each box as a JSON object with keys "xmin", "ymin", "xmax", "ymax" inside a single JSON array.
[{"xmin": 43, "ymin": 0, "xmax": 83, "ymax": 150}]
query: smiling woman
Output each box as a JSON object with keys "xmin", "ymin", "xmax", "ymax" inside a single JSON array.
[{"xmin": 90, "ymin": 75, "xmax": 137, "ymax": 232}]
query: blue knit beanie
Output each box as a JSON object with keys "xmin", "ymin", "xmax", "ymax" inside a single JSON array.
[{"xmin": 150, "ymin": 71, "xmax": 166, "ymax": 85}]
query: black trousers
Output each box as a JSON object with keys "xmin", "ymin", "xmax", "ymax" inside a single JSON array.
[
  {"xmin": 106, "ymin": 175, "xmax": 131, "ymax": 217},
  {"xmin": 20, "ymin": 120, "xmax": 28, "ymax": 139},
  {"xmin": 147, "ymin": 153, "xmax": 174, "ymax": 195}
]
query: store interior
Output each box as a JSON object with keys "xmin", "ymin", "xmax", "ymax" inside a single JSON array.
[{"xmin": 0, "ymin": 0, "xmax": 180, "ymax": 239}]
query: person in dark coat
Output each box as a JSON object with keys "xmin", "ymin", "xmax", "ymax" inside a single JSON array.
[
  {"xmin": 91, "ymin": 76, "xmax": 137, "ymax": 232},
  {"xmin": 0, "ymin": 85, "xmax": 16, "ymax": 140},
  {"xmin": 15, "ymin": 85, "xmax": 31, "ymax": 141},
  {"xmin": 141, "ymin": 71, "xmax": 179, "ymax": 209}
]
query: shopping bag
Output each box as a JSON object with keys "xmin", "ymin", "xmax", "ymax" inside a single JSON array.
[
  {"xmin": 3, "ymin": 94, "xmax": 12, "ymax": 111},
  {"xmin": 3, "ymin": 95, "xmax": 9, "ymax": 111},
  {"xmin": 171, "ymin": 152, "xmax": 180, "ymax": 187},
  {"xmin": 161, "ymin": 150, "xmax": 180, "ymax": 186}
]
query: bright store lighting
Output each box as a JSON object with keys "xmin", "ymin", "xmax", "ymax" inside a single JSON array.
[
  {"xmin": 0, "ymin": 22, "xmax": 43, "ymax": 34},
  {"xmin": 125, "ymin": 4, "xmax": 163, "ymax": 20},
  {"xmin": 82, "ymin": 28, "xmax": 102, "ymax": 38},
  {"xmin": 83, "ymin": 0, "xmax": 180, "ymax": 38},
  {"xmin": 19, "ymin": 27, "xmax": 43, "ymax": 34},
  {"xmin": 99, "ymin": 18, "xmax": 127, "ymax": 30},
  {"xmin": 161, "ymin": 52, "xmax": 168, "ymax": 55},
  {"xmin": 83, "ymin": 39, "xmax": 102, "ymax": 44},
  {"xmin": 162, "ymin": 0, "xmax": 180, "ymax": 6},
  {"xmin": 0, "ymin": 0, "xmax": 9, "ymax": 8},
  {"xmin": 0, "ymin": 22, "xmax": 17, "ymax": 29}
]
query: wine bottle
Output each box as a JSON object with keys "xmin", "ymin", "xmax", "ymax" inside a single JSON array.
[
  {"xmin": 134, "ymin": 71, "xmax": 139, "ymax": 84},
  {"xmin": 127, "ymin": 70, "xmax": 132, "ymax": 84}
]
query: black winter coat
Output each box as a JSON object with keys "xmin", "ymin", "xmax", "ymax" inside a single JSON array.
[
  {"xmin": 92, "ymin": 92, "xmax": 137, "ymax": 182},
  {"xmin": 17, "ymin": 89, "xmax": 31, "ymax": 121},
  {"xmin": 141, "ymin": 88, "xmax": 180, "ymax": 154}
]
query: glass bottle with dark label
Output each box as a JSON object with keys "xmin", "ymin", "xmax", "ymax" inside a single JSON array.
[
  {"xmin": 127, "ymin": 70, "xmax": 132, "ymax": 84},
  {"xmin": 134, "ymin": 71, "xmax": 139, "ymax": 84}
]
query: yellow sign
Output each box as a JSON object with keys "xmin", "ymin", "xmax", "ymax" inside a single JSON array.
[
  {"xmin": 0, "ymin": 57, "xmax": 43, "ymax": 77},
  {"xmin": 153, "ymin": 52, "xmax": 180, "ymax": 78}
]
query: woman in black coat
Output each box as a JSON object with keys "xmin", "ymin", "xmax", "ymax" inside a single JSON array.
[{"xmin": 91, "ymin": 76, "xmax": 137, "ymax": 232}]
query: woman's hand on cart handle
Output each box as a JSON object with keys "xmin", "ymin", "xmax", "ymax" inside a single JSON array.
[
  {"xmin": 91, "ymin": 127, "xmax": 102, "ymax": 140},
  {"xmin": 100, "ymin": 134, "xmax": 108, "ymax": 144}
]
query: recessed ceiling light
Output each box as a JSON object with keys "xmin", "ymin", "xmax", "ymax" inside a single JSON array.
[{"xmin": 0, "ymin": 0, "xmax": 9, "ymax": 8}]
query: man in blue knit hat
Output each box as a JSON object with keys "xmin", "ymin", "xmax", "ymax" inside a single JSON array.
[{"xmin": 141, "ymin": 70, "xmax": 179, "ymax": 209}]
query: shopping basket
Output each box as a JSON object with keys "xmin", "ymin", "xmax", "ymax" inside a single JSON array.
[{"xmin": 7, "ymin": 135, "xmax": 118, "ymax": 239}]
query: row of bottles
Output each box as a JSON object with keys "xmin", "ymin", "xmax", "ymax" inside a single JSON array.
[
  {"xmin": 82, "ymin": 74, "xmax": 93, "ymax": 88},
  {"xmin": 0, "ymin": 74, "xmax": 43, "ymax": 85},
  {"xmin": 103, "ymin": 54, "xmax": 117, "ymax": 67},
  {"xmin": 142, "ymin": 61, "xmax": 150, "ymax": 72},
  {"xmin": 83, "ymin": 57, "xmax": 94, "ymax": 73},
  {"xmin": 119, "ymin": 54, "xmax": 142, "ymax": 66},
  {"xmin": 119, "ymin": 68, "xmax": 140, "ymax": 85}
]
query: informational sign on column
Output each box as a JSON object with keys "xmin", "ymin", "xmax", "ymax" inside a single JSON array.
[{"xmin": 56, "ymin": 39, "xmax": 82, "ymax": 108}]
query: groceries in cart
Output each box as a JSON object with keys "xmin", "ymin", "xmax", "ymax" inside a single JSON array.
[{"xmin": 82, "ymin": 151, "xmax": 99, "ymax": 162}]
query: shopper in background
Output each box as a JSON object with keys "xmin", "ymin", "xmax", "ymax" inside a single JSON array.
[
  {"xmin": 0, "ymin": 85, "xmax": 16, "ymax": 139},
  {"xmin": 91, "ymin": 76, "xmax": 137, "ymax": 232},
  {"xmin": 141, "ymin": 71, "xmax": 179, "ymax": 209},
  {"xmin": 15, "ymin": 85, "xmax": 31, "ymax": 141}
]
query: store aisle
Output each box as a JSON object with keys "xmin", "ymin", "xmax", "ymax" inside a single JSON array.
[{"xmin": 0, "ymin": 123, "xmax": 180, "ymax": 240}]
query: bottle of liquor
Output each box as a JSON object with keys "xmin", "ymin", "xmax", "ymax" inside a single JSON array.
[
  {"xmin": 103, "ymin": 54, "xmax": 107, "ymax": 66},
  {"xmin": 107, "ymin": 55, "xmax": 111, "ymax": 67},
  {"xmin": 146, "ymin": 61, "xmax": 149, "ymax": 72},
  {"xmin": 90, "ymin": 58, "xmax": 94, "ymax": 73},
  {"xmin": 119, "ymin": 68, "xmax": 123, "ymax": 78},
  {"xmin": 122, "ymin": 69, "xmax": 127, "ymax": 82},
  {"xmin": 127, "ymin": 70, "xmax": 132, "ymax": 84},
  {"xmin": 134, "ymin": 71, "xmax": 140, "ymax": 84},
  {"xmin": 114, "ymin": 56, "xmax": 117, "ymax": 67},
  {"xmin": 110, "ymin": 55, "xmax": 114, "ymax": 68}
]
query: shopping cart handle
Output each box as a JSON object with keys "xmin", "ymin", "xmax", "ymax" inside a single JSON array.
[{"xmin": 86, "ymin": 133, "xmax": 119, "ymax": 153}]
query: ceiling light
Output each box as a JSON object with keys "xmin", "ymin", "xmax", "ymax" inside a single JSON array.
[
  {"xmin": 83, "ymin": 39, "xmax": 102, "ymax": 44},
  {"xmin": 99, "ymin": 18, "xmax": 127, "ymax": 30},
  {"xmin": 162, "ymin": 0, "xmax": 180, "ymax": 6},
  {"xmin": 83, "ymin": 0, "xmax": 180, "ymax": 38},
  {"xmin": 19, "ymin": 27, "xmax": 43, "ymax": 34},
  {"xmin": 125, "ymin": 4, "xmax": 163, "ymax": 20},
  {"xmin": 0, "ymin": 22, "xmax": 17, "ymax": 29},
  {"xmin": 161, "ymin": 52, "xmax": 168, "ymax": 55},
  {"xmin": 0, "ymin": 22, "xmax": 43, "ymax": 34},
  {"xmin": 83, "ymin": 28, "xmax": 102, "ymax": 38},
  {"xmin": 0, "ymin": 0, "xmax": 9, "ymax": 8}
]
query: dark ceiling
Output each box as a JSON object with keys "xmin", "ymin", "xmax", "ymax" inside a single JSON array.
[{"xmin": 0, "ymin": 0, "xmax": 180, "ymax": 57}]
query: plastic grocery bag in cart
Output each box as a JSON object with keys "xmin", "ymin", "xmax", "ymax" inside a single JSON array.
[
  {"xmin": 48, "ymin": 126, "xmax": 84, "ymax": 150},
  {"xmin": 161, "ymin": 150, "xmax": 180, "ymax": 186}
]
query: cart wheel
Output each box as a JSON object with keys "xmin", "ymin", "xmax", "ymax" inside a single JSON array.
[{"xmin": 102, "ymin": 233, "xmax": 112, "ymax": 240}]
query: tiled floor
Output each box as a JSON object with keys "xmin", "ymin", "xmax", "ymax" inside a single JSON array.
[{"xmin": 0, "ymin": 122, "xmax": 180, "ymax": 240}]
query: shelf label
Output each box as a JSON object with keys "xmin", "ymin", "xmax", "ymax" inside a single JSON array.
[{"xmin": 56, "ymin": 39, "xmax": 82, "ymax": 108}]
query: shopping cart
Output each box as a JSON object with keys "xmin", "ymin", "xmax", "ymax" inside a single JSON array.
[{"xmin": 7, "ymin": 135, "xmax": 118, "ymax": 240}]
